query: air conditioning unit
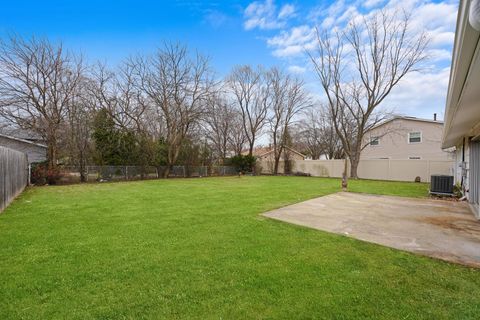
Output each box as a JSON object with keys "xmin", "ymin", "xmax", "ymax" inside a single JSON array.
[{"xmin": 430, "ymin": 175, "xmax": 454, "ymax": 195}]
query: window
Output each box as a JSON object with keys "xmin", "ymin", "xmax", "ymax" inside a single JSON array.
[
  {"xmin": 370, "ymin": 136, "xmax": 380, "ymax": 146},
  {"xmin": 409, "ymin": 156, "xmax": 421, "ymax": 160},
  {"xmin": 408, "ymin": 132, "xmax": 422, "ymax": 143}
]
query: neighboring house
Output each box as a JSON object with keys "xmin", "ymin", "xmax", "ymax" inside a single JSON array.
[
  {"xmin": 2, "ymin": 127, "xmax": 45, "ymax": 145},
  {"xmin": 362, "ymin": 116, "xmax": 454, "ymax": 161},
  {"xmin": 0, "ymin": 133, "xmax": 47, "ymax": 164},
  {"xmin": 442, "ymin": 0, "xmax": 480, "ymax": 218}
]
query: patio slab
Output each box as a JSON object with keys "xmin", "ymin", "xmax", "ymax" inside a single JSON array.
[{"xmin": 264, "ymin": 192, "xmax": 480, "ymax": 267}]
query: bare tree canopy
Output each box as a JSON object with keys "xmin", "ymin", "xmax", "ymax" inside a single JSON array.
[
  {"xmin": 298, "ymin": 106, "xmax": 344, "ymax": 160},
  {"xmin": 309, "ymin": 9, "xmax": 429, "ymax": 178},
  {"xmin": 227, "ymin": 65, "xmax": 269, "ymax": 156},
  {"xmin": 0, "ymin": 36, "xmax": 84, "ymax": 168},
  {"xmin": 266, "ymin": 67, "xmax": 311, "ymax": 174},
  {"xmin": 203, "ymin": 90, "xmax": 240, "ymax": 163},
  {"xmin": 135, "ymin": 43, "xmax": 214, "ymax": 177}
]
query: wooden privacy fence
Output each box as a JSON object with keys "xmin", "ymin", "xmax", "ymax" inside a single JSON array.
[
  {"xmin": 259, "ymin": 159, "xmax": 455, "ymax": 183},
  {"xmin": 0, "ymin": 146, "xmax": 28, "ymax": 212}
]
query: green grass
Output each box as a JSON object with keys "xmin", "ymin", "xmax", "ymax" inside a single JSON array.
[{"xmin": 0, "ymin": 176, "xmax": 478, "ymax": 319}]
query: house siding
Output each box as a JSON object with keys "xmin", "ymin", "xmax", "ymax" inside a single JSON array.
[
  {"xmin": 362, "ymin": 118, "xmax": 454, "ymax": 161},
  {"xmin": 452, "ymin": 129, "xmax": 480, "ymax": 219},
  {"xmin": 0, "ymin": 136, "xmax": 47, "ymax": 164}
]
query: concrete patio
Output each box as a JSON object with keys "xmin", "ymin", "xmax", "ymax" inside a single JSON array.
[{"xmin": 264, "ymin": 192, "xmax": 480, "ymax": 267}]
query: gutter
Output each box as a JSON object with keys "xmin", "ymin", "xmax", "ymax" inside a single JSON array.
[{"xmin": 442, "ymin": 0, "xmax": 480, "ymax": 148}]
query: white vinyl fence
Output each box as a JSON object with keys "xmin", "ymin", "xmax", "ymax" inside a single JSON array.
[
  {"xmin": 0, "ymin": 146, "xmax": 28, "ymax": 212},
  {"xmin": 259, "ymin": 159, "xmax": 454, "ymax": 183}
]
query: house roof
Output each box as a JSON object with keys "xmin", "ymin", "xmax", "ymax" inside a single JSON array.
[
  {"xmin": 442, "ymin": 0, "xmax": 480, "ymax": 148},
  {"xmin": 367, "ymin": 116, "xmax": 443, "ymax": 132},
  {"xmin": 0, "ymin": 133, "xmax": 48, "ymax": 149}
]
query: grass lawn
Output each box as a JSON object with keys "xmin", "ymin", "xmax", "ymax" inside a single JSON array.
[{"xmin": 0, "ymin": 176, "xmax": 478, "ymax": 319}]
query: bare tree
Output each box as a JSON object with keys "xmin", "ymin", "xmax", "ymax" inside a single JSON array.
[
  {"xmin": 89, "ymin": 61, "xmax": 150, "ymax": 132},
  {"xmin": 298, "ymin": 107, "xmax": 344, "ymax": 160},
  {"xmin": 227, "ymin": 65, "xmax": 269, "ymax": 156},
  {"xmin": 228, "ymin": 112, "xmax": 247, "ymax": 156},
  {"xmin": 0, "ymin": 36, "xmax": 84, "ymax": 169},
  {"xmin": 65, "ymin": 78, "xmax": 94, "ymax": 182},
  {"xmin": 309, "ymin": 10, "xmax": 428, "ymax": 178},
  {"xmin": 267, "ymin": 67, "xmax": 311, "ymax": 174},
  {"xmin": 203, "ymin": 91, "xmax": 236, "ymax": 163},
  {"xmin": 136, "ymin": 43, "xmax": 213, "ymax": 177}
]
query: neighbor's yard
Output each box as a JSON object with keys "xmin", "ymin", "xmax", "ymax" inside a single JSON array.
[{"xmin": 0, "ymin": 176, "xmax": 478, "ymax": 319}]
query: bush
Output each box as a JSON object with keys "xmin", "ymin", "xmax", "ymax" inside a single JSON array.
[
  {"xmin": 453, "ymin": 182, "xmax": 463, "ymax": 198},
  {"xmin": 227, "ymin": 154, "xmax": 256, "ymax": 173},
  {"xmin": 31, "ymin": 163, "xmax": 64, "ymax": 185}
]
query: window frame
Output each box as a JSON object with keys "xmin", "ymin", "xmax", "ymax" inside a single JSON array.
[
  {"xmin": 408, "ymin": 131, "xmax": 422, "ymax": 144},
  {"xmin": 369, "ymin": 136, "xmax": 380, "ymax": 146}
]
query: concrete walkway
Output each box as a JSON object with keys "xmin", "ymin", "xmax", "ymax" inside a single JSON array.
[{"xmin": 264, "ymin": 192, "xmax": 480, "ymax": 267}]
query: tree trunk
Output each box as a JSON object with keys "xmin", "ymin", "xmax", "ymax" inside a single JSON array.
[
  {"xmin": 163, "ymin": 165, "xmax": 171, "ymax": 178},
  {"xmin": 342, "ymin": 158, "xmax": 348, "ymax": 191},
  {"xmin": 273, "ymin": 158, "xmax": 280, "ymax": 175},
  {"xmin": 46, "ymin": 135, "xmax": 58, "ymax": 170},
  {"xmin": 164, "ymin": 142, "xmax": 181, "ymax": 178},
  {"xmin": 248, "ymin": 141, "xmax": 254, "ymax": 156},
  {"xmin": 349, "ymin": 153, "xmax": 360, "ymax": 179},
  {"xmin": 79, "ymin": 152, "xmax": 86, "ymax": 182}
]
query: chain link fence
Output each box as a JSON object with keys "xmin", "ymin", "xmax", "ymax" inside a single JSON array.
[{"xmin": 57, "ymin": 165, "xmax": 238, "ymax": 184}]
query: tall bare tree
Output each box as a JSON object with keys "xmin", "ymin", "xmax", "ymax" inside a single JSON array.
[
  {"xmin": 227, "ymin": 65, "xmax": 269, "ymax": 156},
  {"xmin": 309, "ymin": 10, "xmax": 428, "ymax": 178},
  {"xmin": 65, "ymin": 78, "xmax": 93, "ymax": 181},
  {"xmin": 136, "ymin": 43, "xmax": 213, "ymax": 177},
  {"xmin": 267, "ymin": 67, "xmax": 311, "ymax": 174},
  {"xmin": 204, "ymin": 92, "xmax": 237, "ymax": 163},
  {"xmin": 298, "ymin": 107, "xmax": 344, "ymax": 160},
  {"xmin": 0, "ymin": 36, "xmax": 84, "ymax": 169}
]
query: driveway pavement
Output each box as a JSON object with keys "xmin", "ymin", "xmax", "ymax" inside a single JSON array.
[{"xmin": 264, "ymin": 192, "xmax": 480, "ymax": 267}]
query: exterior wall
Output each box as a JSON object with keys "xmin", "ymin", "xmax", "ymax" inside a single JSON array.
[
  {"xmin": 453, "ymin": 131, "xmax": 480, "ymax": 219},
  {"xmin": 259, "ymin": 159, "xmax": 454, "ymax": 183},
  {"xmin": 362, "ymin": 119, "xmax": 453, "ymax": 160},
  {"xmin": 0, "ymin": 136, "xmax": 47, "ymax": 164}
]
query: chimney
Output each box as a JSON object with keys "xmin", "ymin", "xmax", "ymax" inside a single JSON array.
[{"xmin": 434, "ymin": 113, "xmax": 437, "ymax": 121}]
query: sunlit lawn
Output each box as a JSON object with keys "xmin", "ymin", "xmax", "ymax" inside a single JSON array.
[{"xmin": 0, "ymin": 176, "xmax": 478, "ymax": 319}]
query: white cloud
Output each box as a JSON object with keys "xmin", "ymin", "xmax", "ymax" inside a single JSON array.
[
  {"xmin": 382, "ymin": 67, "xmax": 451, "ymax": 117},
  {"xmin": 243, "ymin": 0, "xmax": 295, "ymax": 30},
  {"xmin": 363, "ymin": 0, "xmax": 385, "ymax": 8},
  {"xmin": 267, "ymin": 25, "xmax": 315, "ymax": 57},
  {"xmin": 278, "ymin": 4, "xmax": 295, "ymax": 19},
  {"xmin": 243, "ymin": 0, "xmax": 459, "ymax": 118},
  {"xmin": 288, "ymin": 65, "xmax": 307, "ymax": 74},
  {"xmin": 203, "ymin": 10, "xmax": 228, "ymax": 28},
  {"xmin": 428, "ymin": 48, "xmax": 452, "ymax": 62}
]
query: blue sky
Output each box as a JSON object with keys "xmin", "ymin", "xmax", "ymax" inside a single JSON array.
[
  {"xmin": 0, "ymin": 0, "xmax": 279, "ymax": 73},
  {"xmin": 0, "ymin": 0, "xmax": 459, "ymax": 119}
]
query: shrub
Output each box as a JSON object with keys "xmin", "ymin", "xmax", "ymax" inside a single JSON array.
[
  {"xmin": 31, "ymin": 163, "xmax": 64, "ymax": 185},
  {"xmin": 227, "ymin": 154, "xmax": 256, "ymax": 173},
  {"xmin": 453, "ymin": 182, "xmax": 463, "ymax": 198}
]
